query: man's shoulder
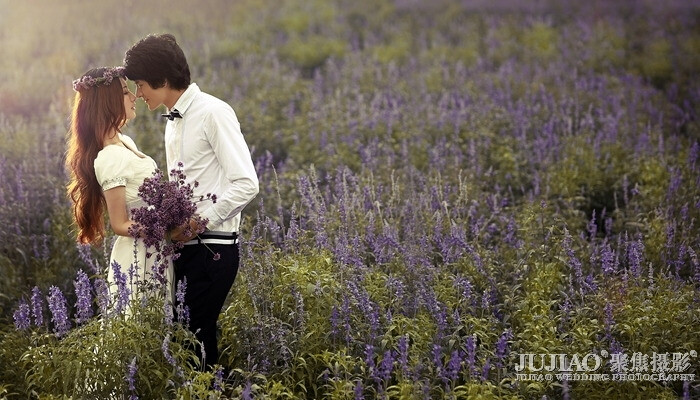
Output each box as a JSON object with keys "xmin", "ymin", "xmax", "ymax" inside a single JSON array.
[{"xmin": 195, "ymin": 89, "xmax": 233, "ymax": 111}]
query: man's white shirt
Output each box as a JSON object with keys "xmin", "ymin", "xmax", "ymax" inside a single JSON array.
[{"xmin": 164, "ymin": 83, "xmax": 259, "ymax": 234}]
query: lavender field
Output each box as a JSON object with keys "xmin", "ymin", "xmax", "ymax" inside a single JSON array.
[{"xmin": 1, "ymin": 0, "xmax": 699, "ymax": 398}]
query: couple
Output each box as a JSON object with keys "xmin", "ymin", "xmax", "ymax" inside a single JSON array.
[{"xmin": 66, "ymin": 33, "xmax": 259, "ymax": 369}]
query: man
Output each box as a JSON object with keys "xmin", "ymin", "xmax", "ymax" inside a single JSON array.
[{"xmin": 123, "ymin": 33, "xmax": 259, "ymax": 368}]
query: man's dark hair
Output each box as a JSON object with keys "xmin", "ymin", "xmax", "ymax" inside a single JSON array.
[{"xmin": 123, "ymin": 33, "xmax": 191, "ymax": 90}]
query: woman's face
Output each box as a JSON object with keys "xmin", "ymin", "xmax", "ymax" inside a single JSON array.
[{"xmin": 121, "ymin": 78, "xmax": 137, "ymax": 120}]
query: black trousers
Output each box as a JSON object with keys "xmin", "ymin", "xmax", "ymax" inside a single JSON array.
[{"xmin": 174, "ymin": 239, "xmax": 238, "ymax": 369}]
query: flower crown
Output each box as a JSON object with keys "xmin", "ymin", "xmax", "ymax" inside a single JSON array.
[{"xmin": 72, "ymin": 67, "xmax": 126, "ymax": 92}]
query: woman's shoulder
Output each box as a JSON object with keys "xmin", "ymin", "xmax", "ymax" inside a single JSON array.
[
  {"xmin": 119, "ymin": 134, "xmax": 138, "ymax": 148},
  {"xmin": 94, "ymin": 144, "xmax": 136, "ymax": 173},
  {"xmin": 95, "ymin": 143, "xmax": 129, "ymax": 161}
]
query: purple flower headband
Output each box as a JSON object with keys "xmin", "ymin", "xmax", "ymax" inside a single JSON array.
[{"xmin": 72, "ymin": 67, "xmax": 126, "ymax": 92}]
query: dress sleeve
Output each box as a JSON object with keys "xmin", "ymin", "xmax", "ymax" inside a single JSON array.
[{"xmin": 94, "ymin": 148, "xmax": 132, "ymax": 191}]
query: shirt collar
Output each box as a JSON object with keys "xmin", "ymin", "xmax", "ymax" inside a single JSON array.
[{"xmin": 170, "ymin": 83, "xmax": 200, "ymax": 116}]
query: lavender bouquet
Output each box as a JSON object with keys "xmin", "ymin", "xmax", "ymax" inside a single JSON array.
[{"xmin": 128, "ymin": 165, "xmax": 214, "ymax": 281}]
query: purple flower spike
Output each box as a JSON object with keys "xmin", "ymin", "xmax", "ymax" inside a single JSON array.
[
  {"xmin": 213, "ymin": 366, "xmax": 224, "ymax": 392},
  {"xmin": 495, "ymin": 329, "xmax": 513, "ymax": 368},
  {"xmin": 31, "ymin": 286, "xmax": 44, "ymax": 327},
  {"xmin": 446, "ymin": 350, "xmax": 463, "ymax": 381},
  {"xmin": 162, "ymin": 333, "xmax": 176, "ymax": 366},
  {"xmin": 13, "ymin": 299, "xmax": 31, "ymax": 331},
  {"xmin": 112, "ymin": 261, "xmax": 131, "ymax": 314},
  {"xmin": 175, "ymin": 278, "xmax": 190, "ymax": 326},
  {"xmin": 93, "ymin": 278, "xmax": 110, "ymax": 317},
  {"xmin": 126, "ymin": 356, "xmax": 138, "ymax": 399},
  {"xmin": 47, "ymin": 286, "xmax": 71, "ymax": 337},
  {"xmin": 74, "ymin": 269, "xmax": 93, "ymax": 324},
  {"xmin": 242, "ymin": 381, "xmax": 253, "ymax": 400},
  {"xmin": 378, "ymin": 350, "xmax": 395, "ymax": 382}
]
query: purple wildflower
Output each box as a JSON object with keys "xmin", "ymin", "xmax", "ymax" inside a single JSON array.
[
  {"xmin": 466, "ymin": 334, "xmax": 476, "ymax": 378},
  {"xmin": 354, "ymin": 381, "xmax": 364, "ymax": 400},
  {"xmin": 93, "ymin": 278, "xmax": 110, "ymax": 317},
  {"xmin": 31, "ymin": 286, "xmax": 44, "ymax": 327},
  {"xmin": 126, "ymin": 356, "xmax": 138, "ymax": 400},
  {"xmin": 175, "ymin": 277, "xmax": 187, "ymax": 303},
  {"xmin": 600, "ymin": 241, "xmax": 616, "ymax": 275},
  {"xmin": 481, "ymin": 357, "xmax": 491, "ymax": 382},
  {"xmin": 73, "ymin": 269, "xmax": 93, "ymax": 324},
  {"xmin": 397, "ymin": 334, "xmax": 410, "ymax": 377},
  {"xmin": 213, "ymin": 366, "xmax": 224, "ymax": 392},
  {"xmin": 341, "ymin": 295, "xmax": 352, "ymax": 346},
  {"xmin": 688, "ymin": 247, "xmax": 699, "ymax": 283},
  {"xmin": 47, "ymin": 286, "xmax": 71, "ymax": 337},
  {"xmin": 432, "ymin": 344, "xmax": 444, "ymax": 382},
  {"xmin": 378, "ymin": 350, "xmax": 395, "ymax": 382},
  {"xmin": 445, "ymin": 350, "xmax": 463, "ymax": 382},
  {"xmin": 163, "ymin": 301, "xmax": 174, "ymax": 326},
  {"xmin": 329, "ymin": 305, "xmax": 340, "ymax": 340},
  {"xmin": 365, "ymin": 344, "xmax": 377, "ymax": 382},
  {"xmin": 562, "ymin": 228, "xmax": 584, "ymax": 288},
  {"xmin": 200, "ymin": 340, "xmax": 207, "ymax": 368},
  {"xmin": 481, "ymin": 289, "xmax": 491, "ymax": 311},
  {"xmin": 242, "ymin": 381, "xmax": 253, "ymax": 400},
  {"xmin": 604, "ymin": 301, "xmax": 614, "ymax": 340},
  {"xmin": 77, "ymin": 243, "xmax": 100, "ymax": 275},
  {"xmin": 495, "ymin": 329, "xmax": 513, "ymax": 368},
  {"xmin": 454, "ymin": 277, "xmax": 474, "ymax": 311},
  {"xmin": 13, "ymin": 299, "xmax": 30, "ymax": 331},
  {"xmin": 32, "ymin": 234, "xmax": 50, "ymax": 261},
  {"xmin": 284, "ymin": 203, "xmax": 300, "ymax": 244},
  {"xmin": 112, "ymin": 261, "xmax": 130, "ymax": 314},
  {"xmin": 604, "ymin": 217, "xmax": 613, "ymax": 237},
  {"xmin": 587, "ymin": 210, "xmax": 597, "ymax": 240},
  {"xmin": 347, "ymin": 281, "xmax": 379, "ymax": 341},
  {"xmin": 610, "ymin": 338, "xmax": 624, "ymax": 355},
  {"xmin": 175, "ymin": 278, "xmax": 189, "ymax": 326},
  {"xmin": 626, "ymin": 233, "xmax": 644, "ymax": 278},
  {"xmin": 504, "ymin": 215, "xmax": 521, "ymax": 248},
  {"xmin": 667, "ymin": 167, "xmax": 682, "ymax": 197},
  {"xmin": 162, "ymin": 333, "xmax": 177, "ymax": 366}
]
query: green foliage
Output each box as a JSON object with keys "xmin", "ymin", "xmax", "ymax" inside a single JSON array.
[
  {"xmin": 604, "ymin": 277, "xmax": 700, "ymax": 354},
  {"xmin": 0, "ymin": 327, "xmax": 33, "ymax": 396},
  {"xmin": 280, "ymin": 36, "xmax": 347, "ymax": 76},
  {"xmin": 587, "ymin": 21, "xmax": 627, "ymax": 72},
  {"xmin": 522, "ymin": 22, "xmax": 558, "ymax": 62},
  {"xmin": 372, "ymin": 35, "xmax": 412, "ymax": 65},
  {"xmin": 547, "ymin": 138, "xmax": 632, "ymax": 220},
  {"xmin": 9, "ymin": 297, "xmax": 202, "ymax": 399},
  {"xmin": 637, "ymin": 39, "xmax": 674, "ymax": 88}
]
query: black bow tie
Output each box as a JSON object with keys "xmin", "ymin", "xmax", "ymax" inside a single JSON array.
[{"xmin": 161, "ymin": 109, "xmax": 182, "ymax": 121}]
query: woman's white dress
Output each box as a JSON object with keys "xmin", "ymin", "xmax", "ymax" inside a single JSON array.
[{"xmin": 94, "ymin": 134, "xmax": 174, "ymax": 308}]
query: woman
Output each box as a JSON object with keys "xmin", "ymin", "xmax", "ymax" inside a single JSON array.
[{"xmin": 66, "ymin": 66, "xmax": 173, "ymax": 311}]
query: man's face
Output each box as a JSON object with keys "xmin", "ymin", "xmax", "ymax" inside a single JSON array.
[{"xmin": 133, "ymin": 80, "xmax": 167, "ymax": 111}]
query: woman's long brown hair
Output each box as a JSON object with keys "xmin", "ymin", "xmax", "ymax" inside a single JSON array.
[{"xmin": 66, "ymin": 68, "xmax": 127, "ymax": 244}]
